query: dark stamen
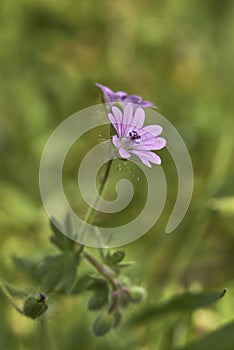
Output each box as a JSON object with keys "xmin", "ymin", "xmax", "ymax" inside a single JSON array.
[
  {"xmin": 38, "ymin": 293, "xmax": 46, "ymax": 302},
  {"xmin": 129, "ymin": 130, "xmax": 141, "ymax": 141}
]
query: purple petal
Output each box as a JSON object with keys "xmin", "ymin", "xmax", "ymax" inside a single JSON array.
[
  {"xmin": 141, "ymin": 125, "xmax": 163, "ymax": 137},
  {"xmin": 124, "ymin": 95, "xmax": 157, "ymax": 108},
  {"xmin": 147, "ymin": 152, "xmax": 161, "ymax": 164},
  {"xmin": 139, "ymin": 157, "xmax": 152, "ymax": 167},
  {"xmin": 123, "ymin": 95, "xmax": 142, "ymax": 104},
  {"xmin": 112, "ymin": 135, "xmax": 121, "ymax": 148},
  {"xmin": 130, "ymin": 150, "xmax": 152, "ymax": 167},
  {"xmin": 96, "ymin": 83, "xmax": 157, "ymax": 109},
  {"xmin": 153, "ymin": 137, "xmax": 166, "ymax": 149},
  {"xmin": 133, "ymin": 107, "xmax": 145, "ymax": 130},
  {"xmin": 119, "ymin": 147, "xmax": 131, "ymax": 159},
  {"xmin": 112, "ymin": 106, "xmax": 123, "ymax": 136},
  {"xmin": 135, "ymin": 137, "xmax": 166, "ymax": 150},
  {"xmin": 108, "ymin": 112, "xmax": 120, "ymax": 135},
  {"xmin": 122, "ymin": 104, "xmax": 134, "ymax": 136},
  {"xmin": 131, "ymin": 150, "xmax": 161, "ymax": 165},
  {"xmin": 96, "ymin": 83, "xmax": 116, "ymax": 103},
  {"xmin": 138, "ymin": 100, "xmax": 157, "ymax": 108},
  {"xmin": 116, "ymin": 90, "xmax": 127, "ymax": 99}
]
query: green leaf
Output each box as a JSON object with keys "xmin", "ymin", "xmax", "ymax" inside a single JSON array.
[
  {"xmin": 71, "ymin": 273, "xmax": 109, "ymax": 309},
  {"xmin": 118, "ymin": 261, "xmax": 135, "ymax": 268},
  {"xmin": 37, "ymin": 253, "xmax": 79, "ymax": 293},
  {"xmin": 176, "ymin": 321, "xmax": 234, "ymax": 350},
  {"xmin": 70, "ymin": 274, "xmax": 108, "ymax": 295},
  {"xmin": 50, "ymin": 217, "xmax": 75, "ymax": 253},
  {"xmin": 70, "ymin": 274, "xmax": 94, "ymax": 294},
  {"xmin": 130, "ymin": 289, "xmax": 227, "ymax": 324},
  {"xmin": 14, "ymin": 253, "xmax": 79, "ymax": 293},
  {"xmin": 106, "ymin": 251, "xmax": 125, "ymax": 266},
  {"xmin": 104, "ymin": 250, "xmax": 134, "ymax": 275},
  {"xmin": 2, "ymin": 281, "xmax": 28, "ymax": 298},
  {"xmin": 13, "ymin": 256, "xmax": 39, "ymax": 281}
]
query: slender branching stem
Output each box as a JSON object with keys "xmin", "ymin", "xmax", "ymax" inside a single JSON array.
[
  {"xmin": 77, "ymin": 158, "xmax": 121, "ymax": 312},
  {"xmin": 0, "ymin": 279, "xmax": 24, "ymax": 315},
  {"xmin": 83, "ymin": 251, "xmax": 118, "ymax": 290},
  {"xmin": 78, "ymin": 159, "xmax": 114, "ymax": 242}
]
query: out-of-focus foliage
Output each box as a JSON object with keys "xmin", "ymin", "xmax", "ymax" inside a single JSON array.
[
  {"xmin": 0, "ymin": 0, "xmax": 234, "ymax": 349},
  {"xmin": 177, "ymin": 322, "xmax": 234, "ymax": 350}
]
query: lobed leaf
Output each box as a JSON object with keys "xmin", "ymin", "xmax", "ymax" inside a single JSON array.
[
  {"xmin": 50, "ymin": 217, "xmax": 75, "ymax": 253},
  {"xmin": 71, "ymin": 274, "xmax": 108, "ymax": 295},
  {"xmin": 37, "ymin": 253, "xmax": 79, "ymax": 293},
  {"xmin": 14, "ymin": 253, "xmax": 80, "ymax": 294}
]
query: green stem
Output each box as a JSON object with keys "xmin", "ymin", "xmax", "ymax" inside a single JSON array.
[
  {"xmin": 83, "ymin": 250, "xmax": 124, "ymax": 314},
  {"xmin": 0, "ymin": 279, "xmax": 24, "ymax": 315},
  {"xmin": 78, "ymin": 159, "xmax": 114, "ymax": 242},
  {"xmin": 37, "ymin": 317, "xmax": 57, "ymax": 350},
  {"xmin": 83, "ymin": 251, "xmax": 118, "ymax": 291},
  {"xmin": 78, "ymin": 159, "xmax": 120, "ymax": 310}
]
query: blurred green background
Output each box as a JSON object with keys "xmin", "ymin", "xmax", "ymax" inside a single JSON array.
[{"xmin": 0, "ymin": 0, "xmax": 234, "ymax": 349}]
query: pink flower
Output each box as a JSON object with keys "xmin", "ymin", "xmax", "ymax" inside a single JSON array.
[
  {"xmin": 109, "ymin": 104, "xmax": 166, "ymax": 167},
  {"xmin": 96, "ymin": 83, "xmax": 157, "ymax": 108}
]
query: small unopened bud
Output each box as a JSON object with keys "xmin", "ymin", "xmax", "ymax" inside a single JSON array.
[
  {"xmin": 88, "ymin": 291, "xmax": 108, "ymax": 310},
  {"xmin": 92, "ymin": 312, "xmax": 113, "ymax": 337},
  {"xmin": 23, "ymin": 294, "xmax": 48, "ymax": 319},
  {"xmin": 113, "ymin": 310, "xmax": 122, "ymax": 328},
  {"xmin": 113, "ymin": 287, "xmax": 130, "ymax": 308},
  {"xmin": 129, "ymin": 286, "xmax": 146, "ymax": 303},
  {"xmin": 110, "ymin": 251, "xmax": 125, "ymax": 264}
]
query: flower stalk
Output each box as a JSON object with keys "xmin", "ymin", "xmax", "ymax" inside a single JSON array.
[
  {"xmin": 83, "ymin": 251, "xmax": 118, "ymax": 291},
  {"xmin": 0, "ymin": 279, "xmax": 24, "ymax": 315},
  {"xmin": 78, "ymin": 159, "xmax": 114, "ymax": 245}
]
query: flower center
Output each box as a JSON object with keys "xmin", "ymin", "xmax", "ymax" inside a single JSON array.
[
  {"xmin": 119, "ymin": 131, "xmax": 141, "ymax": 150},
  {"xmin": 129, "ymin": 130, "xmax": 141, "ymax": 143}
]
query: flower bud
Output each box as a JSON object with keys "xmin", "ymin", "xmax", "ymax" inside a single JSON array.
[
  {"xmin": 109, "ymin": 251, "xmax": 125, "ymax": 264},
  {"xmin": 88, "ymin": 291, "xmax": 108, "ymax": 310},
  {"xmin": 112, "ymin": 287, "xmax": 130, "ymax": 308},
  {"xmin": 113, "ymin": 310, "xmax": 122, "ymax": 328},
  {"xmin": 118, "ymin": 291, "xmax": 130, "ymax": 308},
  {"xmin": 92, "ymin": 312, "xmax": 113, "ymax": 337},
  {"xmin": 128, "ymin": 286, "xmax": 146, "ymax": 303},
  {"xmin": 23, "ymin": 295, "xmax": 48, "ymax": 319}
]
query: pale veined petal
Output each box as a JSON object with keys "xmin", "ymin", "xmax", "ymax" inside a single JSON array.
[
  {"xmin": 133, "ymin": 107, "xmax": 145, "ymax": 129},
  {"xmin": 141, "ymin": 124, "xmax": 163, "ymax": 137},
  {"xmin": 119, "ymin": 147, "xmax": 131, "ymax": 159},
  {"xmin": 112, "ymin": 135, "xmax": 121, "ymax": 148},
  {"xmin": 130, "ymin": 150, "xmax": 161, "ymax": 165},
  {"xmin": 135, "ymin": 137, "xmax": 166, "ymax": 150},
  {"xmin": 112, "ymin": 106, "xmax": 123, "ymax": 136},
  {"xmin": 122, "ymin": 103, "xmax": 134, "ymax": 136}
]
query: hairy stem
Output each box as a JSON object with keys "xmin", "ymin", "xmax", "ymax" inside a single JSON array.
[
  {"xmin": 0, "ymin": 279, "xmax": 24, "ymax": 315},
  {"xmin": 83, "ymin": 251, "xmax": 118, "ymax": 290},
  {"xmin": 78, "ymin": 158, "xmax": 120, "ymax": 311},
  {"xmin": 78, "ymin": 158, "xmax": 114, "ymax": 243},
  {"xmin": 37, "ymin": 318, "xmax": 57, "ymax": 350}
]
